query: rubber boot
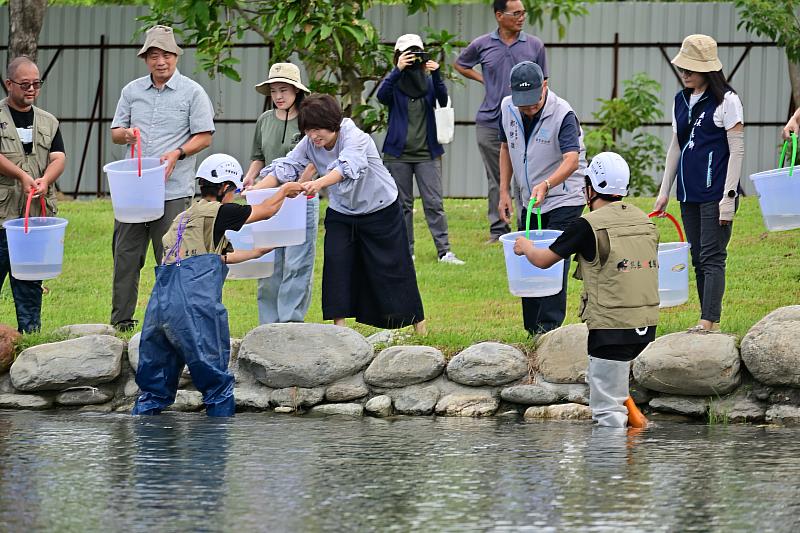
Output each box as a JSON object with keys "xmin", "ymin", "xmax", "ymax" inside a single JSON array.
[
  {"xmin": 206, "ymin": 395, "xmax": 235, "ymax": 417},
  {"xmin": 587, "ymin": 356, "xmax": 630, "ymax": 428}
]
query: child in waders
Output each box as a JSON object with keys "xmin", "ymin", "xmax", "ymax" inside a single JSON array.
[
  {"xmin": 132, "ymin": 154, "xmax": 304, "ymax": 417},
  {"xmin": 513, "ymin": 152, "xmax": 658, "ymax": 428}
]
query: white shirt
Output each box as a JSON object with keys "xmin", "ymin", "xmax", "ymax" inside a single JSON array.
[{"xmin": 672, "ymin": 91, "xmax": 744, "ymax": 132}]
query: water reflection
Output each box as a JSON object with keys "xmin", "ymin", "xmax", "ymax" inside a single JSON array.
[{"xmin": 0, "ymin": 412, "xmax": 799, "ymax": 531}]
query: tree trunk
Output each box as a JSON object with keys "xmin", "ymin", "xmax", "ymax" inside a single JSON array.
[
  {"xmin": 7, "ymin": 0, "xmax": 47, "ymax": 66},
  {"xmin": 789, "ymin": 59, "xmax": 800, "ymax": 115}
]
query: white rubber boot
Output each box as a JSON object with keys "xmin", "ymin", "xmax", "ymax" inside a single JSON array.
[{"xmin": 587, "ymin": 356, "xmax": 630, "ymax": 428}]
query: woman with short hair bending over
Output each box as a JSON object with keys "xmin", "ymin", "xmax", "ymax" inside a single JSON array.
[
  {"xmin": 654, "ymin": 34, "xmax": 744, "ymax": 333},
  {"xmin": 253, "ymin": 94, "xmax": 426, "ymax": 334}
]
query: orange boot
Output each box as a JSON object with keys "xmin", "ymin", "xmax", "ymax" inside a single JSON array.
[{"xmin": 625, "ymin": 396, "xmax": 648, "ymax": 428}]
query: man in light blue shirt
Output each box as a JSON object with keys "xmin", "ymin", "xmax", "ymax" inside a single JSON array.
[{"xmin": 109, "ymin": 25, "xmax": 215, "ymax": 331}]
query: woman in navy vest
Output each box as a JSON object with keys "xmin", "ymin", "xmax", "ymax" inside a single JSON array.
[
  {"xmin": 377, "ymin": 34, "xmax": 464, "ymax": 265},
  {"xmin": 654, "ymin": 35, "xmax": 744, "ymax": 333}
]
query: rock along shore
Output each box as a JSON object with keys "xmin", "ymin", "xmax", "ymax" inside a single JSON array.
[{"xmin": 2, "ymin": 306, "xmax": 799, "ymax": 425}]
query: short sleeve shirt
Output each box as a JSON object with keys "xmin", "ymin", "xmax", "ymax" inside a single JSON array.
[
  {"xmin": 456, "ymin": 30, "xmax": 547, "ymax": 128},
  {"xmin": 250, "ymin": 110, "xmax": 302, "ymax": 163},
  {"xmin": 111, "ymin": 69, "xmax": 216, "ymax": 201}
]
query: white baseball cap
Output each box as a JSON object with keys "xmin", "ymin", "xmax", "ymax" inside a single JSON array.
[
  {"xmin": 394, "ymin": 34, "xmax": 424, "ymax": 52},
  {"xmin": 585, "ymin": 152, "xmax": 630, "ymax": 196},
  {"xmin": 196, "ymin": 154, "xmax": 243, "ymax": 190}
]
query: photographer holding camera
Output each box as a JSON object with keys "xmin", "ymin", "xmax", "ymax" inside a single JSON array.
[{"xmin": 377, "ymin": 34, "xmax": 464, "ymax": 265}]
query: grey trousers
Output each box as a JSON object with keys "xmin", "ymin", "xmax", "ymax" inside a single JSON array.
[
  {"xmin": 384, "ymin": 158, "xmax": 451, "ymax": 257},
  {"xmin": 476, "ymin": 124, "xmax": 511, "ymax": 238},
  {"xmin": 111, "ymin": 196, "xmax": 191, "ymax": 325},
  {"xmin": 680, "ymin": 201, "xmax": 734, "ymax": 323}
]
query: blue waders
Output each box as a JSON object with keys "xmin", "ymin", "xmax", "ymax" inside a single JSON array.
[{"xmin": 132, "ymin": 252, "xmax": 236, "ymax": 417}]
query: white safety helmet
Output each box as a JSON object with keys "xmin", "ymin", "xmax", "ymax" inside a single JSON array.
[
  {"xmin": 585, "ymin": 152, "xmax": 630, "ymax": 196},
  {"xmin": 196, "ymin": 154, "xmax": 243, "ymax": 190}
]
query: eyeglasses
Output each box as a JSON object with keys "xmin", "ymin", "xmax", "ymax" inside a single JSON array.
[
  {"xmin": 677, "ymin": 67, "xmax": 696, "ymax": 77},
  {"xmin": 8, "ymin": 80, "xmax": 43, "ymax": 91},
  {"xmin": 502, "ymin": 10, "xmax": 527, "ymax": 19}
]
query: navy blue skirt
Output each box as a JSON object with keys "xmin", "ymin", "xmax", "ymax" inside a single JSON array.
[{"xmin": 322, "ymin": 200, "xmax": 424, "ymax": 329}]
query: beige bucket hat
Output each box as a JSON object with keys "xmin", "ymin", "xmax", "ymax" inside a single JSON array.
[
  {"xmin": 671, "ymin": 34, "xmax": 723, "ymax": 73},
  {"xmin": 254, "ymin": 63, "xmax": 310, "ymax": 95},
  {"xmin": 137, "ymin": 25, "xmax": 183, "ymax": 58}
]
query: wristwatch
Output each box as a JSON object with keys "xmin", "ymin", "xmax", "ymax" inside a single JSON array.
[{"xmin": 177, "ymin": 147, "xmax": 186, "ymax": 160}]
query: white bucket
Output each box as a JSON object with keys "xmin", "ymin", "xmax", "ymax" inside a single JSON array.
[
  {"xmin": 243, "ymin": 188, "xmax": 307, "ymax": 247},
  {"xmin": 3, "ymin": 216, "xmax": 69, "ymax": 280},
  {"xmin": 104, "ymin": 157, "xmax": 166, "ymax": 223},
  {"xmin": 499, "ymin": 230, "xmax": 564, "ymax": 297},
  {"xmin": 657, "ymin": 242, "xmax": 690, "ymax": 308},
  {"xmin": 224, "ymin": 226, "xmax": 274, "ymax": 280},
  {"xmin": 750, "ymin": 166, "xmax": 800, "ymax": 232}
]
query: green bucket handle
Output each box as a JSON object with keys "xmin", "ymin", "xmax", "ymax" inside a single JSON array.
[
  {"xmin": 524, "ymin": 197, "xmax": 542, "ymax": 240},
  {"xmin": 778, "ymin": 132, "xmax": 797, "ymax": 177}
]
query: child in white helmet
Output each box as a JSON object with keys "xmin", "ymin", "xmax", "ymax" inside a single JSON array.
[
  {"xmin": 132, "ymin": 154, "xmax": 303, "ymax": 417},
  {"xmin": 513, "ymin": 152, "xmax": 658, "ymax": 428}
]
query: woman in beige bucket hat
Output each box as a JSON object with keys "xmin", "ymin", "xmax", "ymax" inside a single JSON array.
[
  {"xmin": 243, "ymin": 63, "xmax": 320, "ymax": 325},
  {"xmin": 654, "ymin": 34, "xmax": 744, "ymax": 333}
]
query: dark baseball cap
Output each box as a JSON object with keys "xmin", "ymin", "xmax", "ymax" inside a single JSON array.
[{"xmin": 510, "ymin": 61, "xmax": 544, "ymax": 107}]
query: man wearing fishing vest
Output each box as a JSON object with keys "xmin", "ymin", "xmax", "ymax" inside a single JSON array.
[
  {"xmin": 498, "ymin": 61, "xmax": 586, "ymax": 334},
  {"xmin": 133, "ymin": 154, "xmax": 304, "ymax": 417},
  {"xmin": 513, "ymin": 152, "xmax": 658, "ymax": 428},
  {"xmin": 109, "ymin": 25, "xmax": 215, "ymax": 332},
  {"xmin": 0, "ymin": 56, "xmax": 66, "ymax": 333}
]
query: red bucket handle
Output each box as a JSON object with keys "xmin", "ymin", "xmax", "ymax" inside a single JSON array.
[
  {"xmin": 648, "ymin": 211, "xmax": 685, "ymax": 242},
  {"xmin": 129, "ymin": 127, "xmax": 142, "ymax": 177},
  {"xmin": 24, "ymin": 189, "xmax": 47, "ymax": 234}
]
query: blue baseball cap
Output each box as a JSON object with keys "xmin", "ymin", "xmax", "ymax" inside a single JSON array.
[{"xmin": 510, "ymin": 61, "xmax": 544, "ymax": 107}]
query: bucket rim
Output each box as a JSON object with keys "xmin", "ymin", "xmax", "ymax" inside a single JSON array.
[
  {"xmin": 499, "ymin": 229, "xmax": 563, "ymax": 243},
  {"xmin": 103, "ymin": 157, "xmax": 167, "ymax": 174},
  {"xmin": 3, "ymin": 217, "xmax": 69, "ymax": 230}
]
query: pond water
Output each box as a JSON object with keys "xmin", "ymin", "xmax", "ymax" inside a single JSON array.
[{"xmin": 1, "ymin": 411, "xmax": 799, "ymax": 532}]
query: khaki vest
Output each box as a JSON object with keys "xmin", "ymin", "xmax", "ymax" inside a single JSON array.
[
  {"xmin": 0, "ymin": 98, "xmax": 59, "ymax": 222},
  {"xmin": 162, "ymin": 200, "xmax": 229, "ymax": 265},
  {"xmin": 575, "ymin": 202, "xmax": 659, "ymax": 329}
]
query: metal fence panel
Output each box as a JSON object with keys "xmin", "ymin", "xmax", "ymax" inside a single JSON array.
[{"xmin": 0, "ymin": 2, "xmax": 789, "ymax": 197}]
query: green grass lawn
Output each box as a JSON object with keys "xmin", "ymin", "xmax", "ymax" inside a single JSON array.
[{"xmin": 2, "ymin": 196, "xmax": 798, "ymax": 356}]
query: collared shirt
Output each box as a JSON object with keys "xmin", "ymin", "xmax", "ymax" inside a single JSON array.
[
  {"xmin": 264, "ymin": 118, "xmax": 398, "ymax": 216},
  {"xmin": 456, "ymin": 30, "xmax": 547, "ymax": 128},
  {"xmin": 111, "ymin": 68, "xmax": 215, "ymax": 200}
]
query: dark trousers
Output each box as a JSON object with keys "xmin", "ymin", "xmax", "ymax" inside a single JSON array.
[
  {"xmin": 111, "ymin": 197, "xmax": 191, "ymax": 325},
  {"xmin": 0, "ymin": 229, "xmax": 43, "ymax": 333},
  {"xmin": 519, "ymin": 204, "xmax": 584, "ymax": 334},
  {"xmin": 476, "ymin": 125, "xmax": 511, "ymax": 238},
  {"xmin": 384, "ymin": 158, "xmax": 451, "ymax": 257},
  {"xmin": 680, "ymin": 201, "xmax": 734, "ymax": 323}
]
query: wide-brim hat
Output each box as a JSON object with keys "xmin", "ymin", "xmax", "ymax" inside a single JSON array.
[
  {"xmin": 254, "ymin": 62, "xmax": 310, "ymax": 96},
  {"xmin": 137, "ymin": 25, "xmax": 183, "ymax": 58},
  {"xmin": 671, "ymin": 34, "xmax": 723, "ymax": 73}
]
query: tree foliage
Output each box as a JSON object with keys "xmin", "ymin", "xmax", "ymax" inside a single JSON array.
[
  {"xmin": 734, "ymin": 0, "xmax": 800, "ymax": 62},
  {"xmin": 583, "ymin": 73, "xmax": 665, "ymax": 196},
  {"xmin": 523, "ymin": 0, "xmax": 594, "ymax": 40}
]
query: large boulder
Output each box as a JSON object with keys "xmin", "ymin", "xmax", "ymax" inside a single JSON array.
[
  {"xmin": 535, "ymin": 324, "xmax": 588, "ymax": 383},
  {"xmin": 364, "ymin": 346, "xmax": 445, "ymax": 388},
  {"xmin": 239, "ymin": 324, "xmax": 374, "ymax": 388},
  {"xmin": 234, "ymin": 386, "xmax": 271, "ymax": 411},
  {"xmin": 740, "ymin": 306, "xmax": 800, "ymax": 387},
  {"xmin": 365, "ymin": 395, "xmax": 393, "ymax": 417},
  {"xmin": 55, "ymin": 324, "xmax": 117, "ymax": 338},
  {"xmin": 632, "ymin": 332, "xmax": 740, "ymax": 396},
  {"xmin": 0, "ymin": 324, "xmax": 20, "ymax": 374},
  {"xmin": 446, "ymin": 342, "xmax": 528, "ymax": 386},
  {"xmin": 389, "ymin": 383, "xmax": 440, "ymax": 415},
  {"xmin": 10, "ymin": 335, "xmax": 124, "ymax": 392},
  {"xmin": 0, "ymin": 393, "xmax": 53, "ymax": 410},
  {"xmin": 435, "ymin": 389, "xmax": 499, "ymax": 417},
  {"xmin": 500, "ymin": 384, "xmax": 560, "ymax": 405}
]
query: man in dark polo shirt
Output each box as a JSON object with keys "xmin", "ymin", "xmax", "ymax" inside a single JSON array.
[{"xmin": 455, "ymin": 0, "xmax": 547, "ymax": 243}]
